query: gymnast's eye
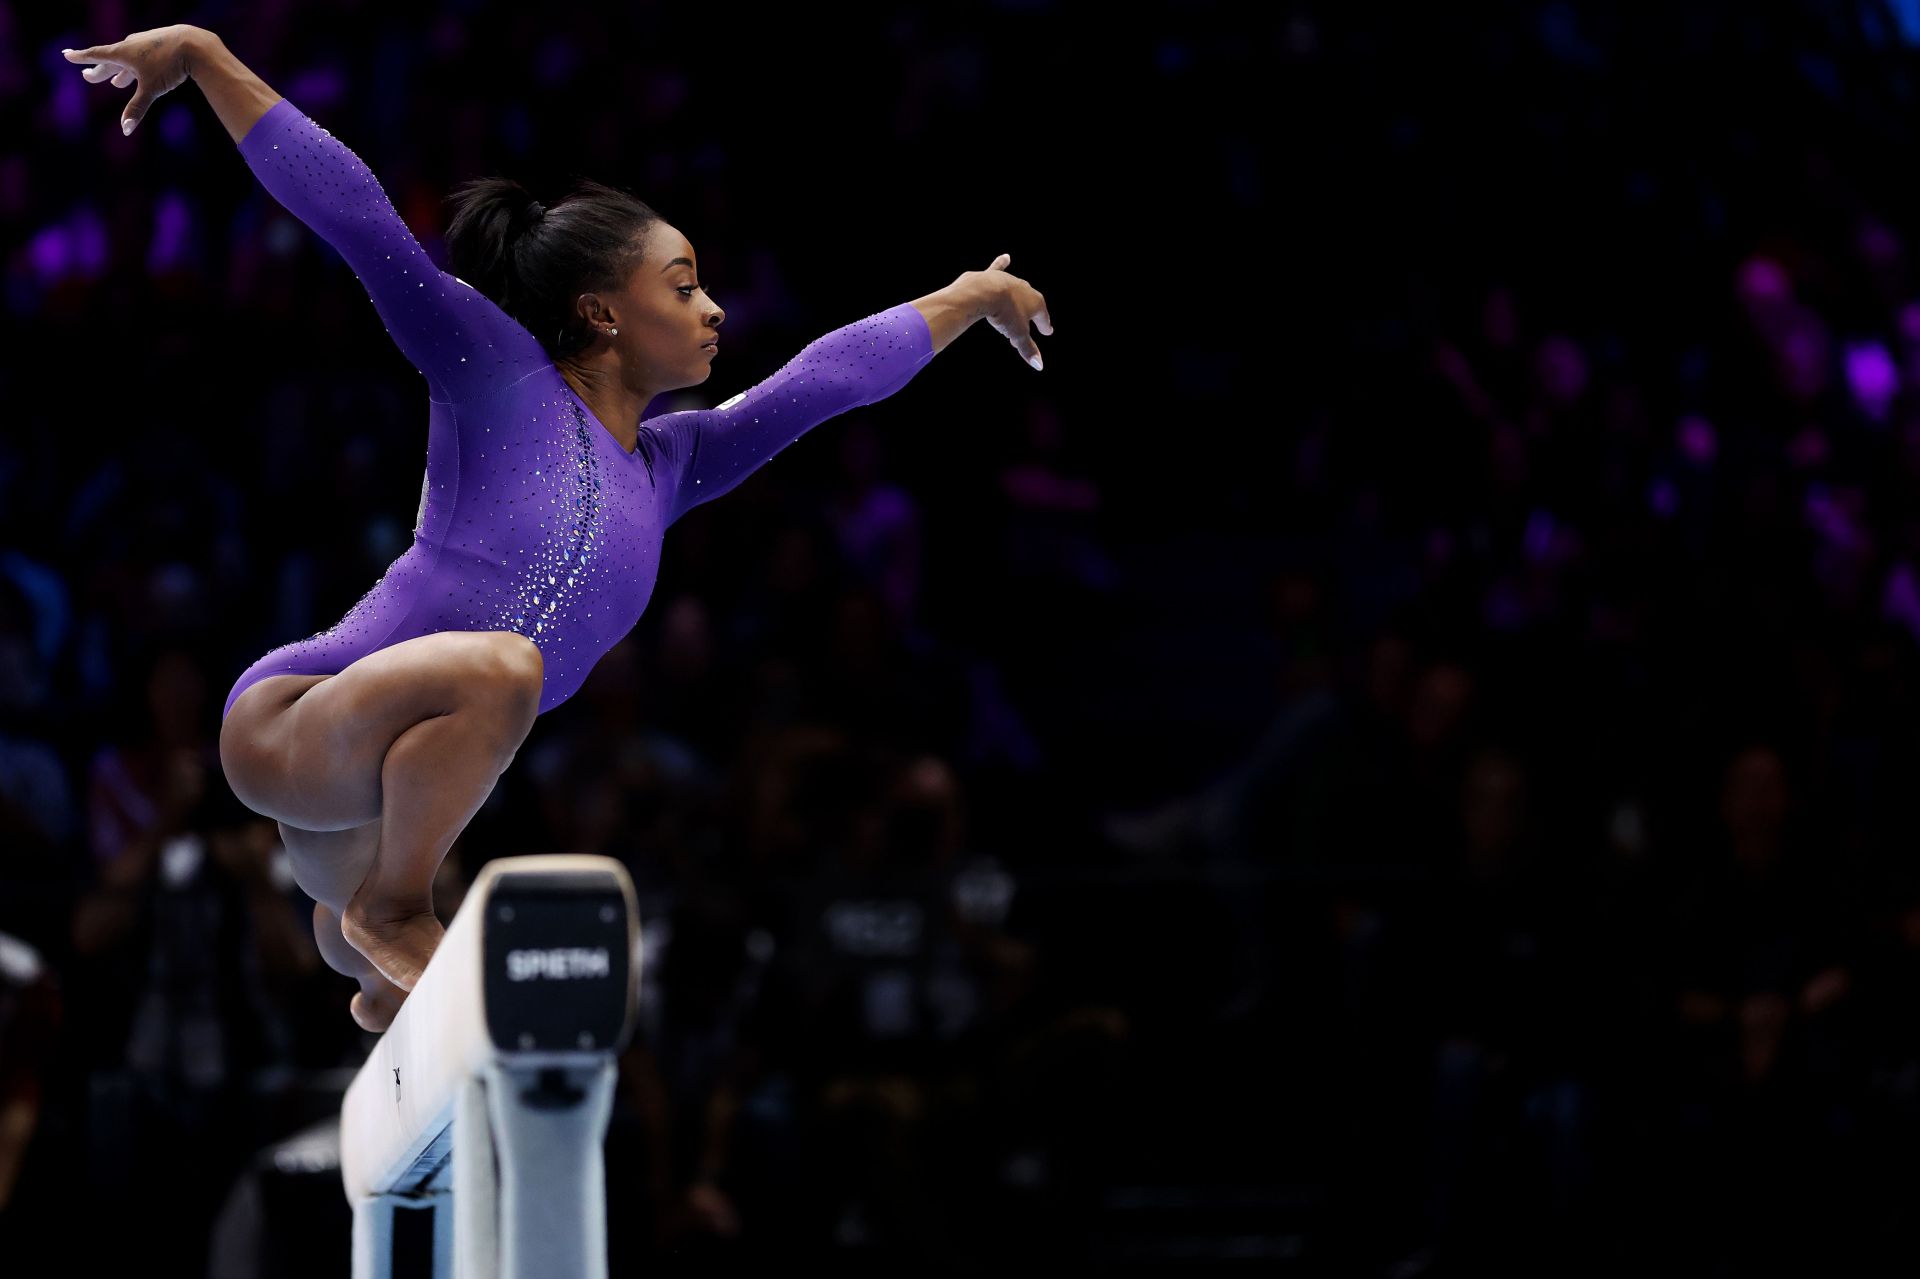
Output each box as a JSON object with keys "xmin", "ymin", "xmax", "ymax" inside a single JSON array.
[{"xmin": 678, "ymin": 285, "xmax": 702, "ymax": 296}]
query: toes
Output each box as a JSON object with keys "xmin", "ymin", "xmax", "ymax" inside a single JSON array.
[
  {"xmin": 350, "ymin": 987, "xmax": 403, "ymax": 1033},
  {"xmin": 350, "ymin": 992, "xmax": 390, "ymax": 1033}
]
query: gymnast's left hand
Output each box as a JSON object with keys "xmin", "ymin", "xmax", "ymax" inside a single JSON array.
[{"xmin": 977, "ymin": 252, "xmax": 1052, "ymax": 371}]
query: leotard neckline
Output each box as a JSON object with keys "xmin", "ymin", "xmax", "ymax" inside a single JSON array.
[{"xmin": 557, "ymin": 372, "xmax": 640, "ymax": 456}]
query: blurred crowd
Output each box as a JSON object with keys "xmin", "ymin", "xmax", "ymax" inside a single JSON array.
[{"xmin": 11, "ymin": 0, "xmax": 1920, "ymax": 1275}]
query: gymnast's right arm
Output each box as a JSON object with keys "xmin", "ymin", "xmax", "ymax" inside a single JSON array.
[{"xmin": 64, "ymin": 26, "xmax": 542, "ymax": 401}]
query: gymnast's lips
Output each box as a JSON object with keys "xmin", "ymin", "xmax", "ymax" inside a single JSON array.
[{"xmin": 700, "ymin": 338, "xmax": 719, "ymax": 351}]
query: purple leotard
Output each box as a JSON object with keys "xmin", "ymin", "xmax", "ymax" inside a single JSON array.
[{"xmin": 220, "ymin": 98, "xmax": 935, "ymax": 723}]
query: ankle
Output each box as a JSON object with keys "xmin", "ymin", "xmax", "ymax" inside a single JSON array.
[{"xmin": 345, "ymin": 885, "xmax": 434, "ymax": 926}]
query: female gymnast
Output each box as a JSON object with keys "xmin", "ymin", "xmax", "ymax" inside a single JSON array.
[{"xmin": 65, "ymin": 24, "xmax": 1052, "ymax": 1032}]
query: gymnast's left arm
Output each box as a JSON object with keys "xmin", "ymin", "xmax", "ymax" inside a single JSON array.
[
  {"xmin": 649, "ymin": 254, "xmax": 1052, "ymax": 525},
  {"xmin": 909, "ymin": 251, "xmax": 1053, "ymax": 367}
]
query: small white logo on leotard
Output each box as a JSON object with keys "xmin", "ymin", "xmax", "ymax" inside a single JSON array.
[{"xmin": 717, "ymin": 392, "xmax": 746, "ymax": 411}]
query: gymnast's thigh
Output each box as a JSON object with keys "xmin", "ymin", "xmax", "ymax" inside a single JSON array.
[{"xmin": 217, "ymin": 630, "xmax": 543, "ymax": 831}]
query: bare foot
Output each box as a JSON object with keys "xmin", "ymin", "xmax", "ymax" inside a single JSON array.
[
  {"xmin": 342, "ymin": 898, "xmax": 445, "ymax": 992},
  {"xmin": 350, "ymin": 973, "xmax": 408, "ymax": 1032}
]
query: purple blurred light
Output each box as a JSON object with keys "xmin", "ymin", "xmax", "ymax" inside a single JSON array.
[
  {"xmin": 147, "ymin": 189, "xmax": 194, "ymax": 274},
  {"xmin": 1535, "ymin": 334, "xmax": 1588, "ymax": 403},
  {"xmin": 284, "ymin": 66, "xmax": 349, "ymax": 110},
  {"xmin": 1677, "ymin": 414, "xmax": 1717, "ymax": 466},
  {"xmin": 1649, "ymin": 476, "xmax": 1679, "ymax": 517},
  {"xmin": 1484, "ymin": 577, "xmax": 1529, "ymax": 631},
  {"xmin": 1845, "ymin": 340, "xmax": 1899, "ymax": 420},
  {"xmin": 1737, "ymin": 255, "xmax": 1792, "ymax": 306},
  {"xmin": 27, "ymin": 204, "xmax": 108, "ymax": 284},
  {"xmin": 1523, "ymin": 509, "xmax": 1556, "ymax": 562},
  {"xmin": 1805, "ymin": 484, "xmax": 1869, "ymax": 551},
  {"xmin": 1778, "ymin": 316, "xmax": 1831, "ymax": 399},
  {"xmin": 1885, "ymin": 561, "xmax": 1920, "ymax": 643},
  {"xmin": 158, "ymin": 104, "xmax": 195, "ymax": 149},
  {"xmin": 49, "ymin": 68, "xmax": 89, "ymax": 136}
]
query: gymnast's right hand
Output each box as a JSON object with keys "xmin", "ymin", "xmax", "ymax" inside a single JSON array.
[{"xmin": 63, "ymin": 24, "xmax": 206, "ymax": 138}]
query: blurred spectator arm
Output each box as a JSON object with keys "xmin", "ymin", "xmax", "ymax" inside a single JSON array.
[
  {"xmin": 1800, "ymin": 963, "xmax": 1850, "ymax": 1016},
  {"xmin": 71, "ymin": 812, "xmax": 166, "ymax": 958},
  {"xmin": 956, "ymin": 917, "xmax": 1036, "ymax": 1013},
  {"xmin": 72, "ymin": 747, "xmax": 203, "ymax": 956},
  {"xmin": 695, "ymin": 1059, "xmax": 749, "ymax": 1184},
  {"xmin": 0, "ymin": 940, "xmax": 61, "ymax": 1211},
  {"xmin": 0, "ymin": 1093, "xmax": 34, "ymax": 1211},
  {"xmin": 211, "ymin": 825, "xmax": 320, "ymax": 982},
  {"xmin": 681, "ymin": 1074, "xmax": 746, "ymax": 1238},
  {"xmin": 243, "ymin": 881, "xmax": 320, "ymax": 981},
  {"xmin": 1432, "ymin": 339, "xmax": 1498, "ymax": 422}
]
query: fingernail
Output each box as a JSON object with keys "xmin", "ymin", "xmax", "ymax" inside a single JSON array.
[
  {"xmin": 1029, "ymin": 353, "xmax": 1043, "ymax": 371},
  {"xmin": 122, "ymin": 119, "xmax": 134, "ymax": 136}
]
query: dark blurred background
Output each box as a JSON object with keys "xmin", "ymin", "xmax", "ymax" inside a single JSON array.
[{"xmin": 9, "ymin": 0, "xmax": 1920, "ymax": 1274}]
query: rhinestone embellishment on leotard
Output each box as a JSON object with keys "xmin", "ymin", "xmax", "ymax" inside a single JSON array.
[{"xmin": 489, "ymin": 404, "xmax": 604, "ymax": 640}]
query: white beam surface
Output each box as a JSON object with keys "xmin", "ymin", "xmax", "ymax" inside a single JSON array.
[{"xmin": 341, "ymin": 854, "xmax": 638, "ymax": 1205}]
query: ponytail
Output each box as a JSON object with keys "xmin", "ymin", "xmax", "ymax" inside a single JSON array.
[{"xmin": 445, "ymin": 175, "xmax": 661, "ymax": 360}]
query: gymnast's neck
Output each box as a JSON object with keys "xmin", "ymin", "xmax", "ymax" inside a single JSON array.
[{"xmin": 555, "ymin": 358, "xmax": 650, "ymax": 454}]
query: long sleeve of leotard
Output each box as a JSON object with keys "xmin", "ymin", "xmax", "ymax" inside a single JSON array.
[
  {"xmin": 641, "ymin": 302, "xmax": 935, "ymax": 526},
  {"xmin": 236, "ymin": 97, "xmax": 545, "ymax": 402}
]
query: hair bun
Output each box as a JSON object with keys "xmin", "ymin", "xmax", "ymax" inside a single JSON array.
[{"xmin": 509, "ymin": 197, "xmax": 545, "ymax": 237}]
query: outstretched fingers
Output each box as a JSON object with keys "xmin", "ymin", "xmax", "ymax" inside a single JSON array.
[
  {"xmin": 64, "ymin": 45, "xmax": 136, "ymax": 132},
  {"xmin": 63, "ymin": 38, "xmax": 173, "ymax": 136},
  {"xmin": 77, "ymin": 61, "xmax": 132, "ymax": 91},
  {"xmin": 64, "ymin": 45, "xmax": 122, "ymax": 73},
  {"xmin": 984, "ymin": 251, "xmax": 1051, "ymax": 370},
  {"xmin": 120, "ymin": 87, "xmax": 157, "ymax": 135}
]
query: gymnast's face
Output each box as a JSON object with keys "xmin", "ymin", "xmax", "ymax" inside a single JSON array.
[{"xmin": 590, "ymin": 223, "xmax": 724, "ymax": 389}]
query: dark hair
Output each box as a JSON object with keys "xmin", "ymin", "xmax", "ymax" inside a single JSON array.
[{"xmin": 444, "ymin": 176, "xmax": 663, "ymax": 361}]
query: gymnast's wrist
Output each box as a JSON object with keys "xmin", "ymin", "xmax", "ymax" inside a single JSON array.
[
  {"xmin": 954, "ymin": 269, "xmax": 1004, "ymax": 321},
  {"xmin": 180, "ymin": 27, "xmax": 223, "ymax": 78}
]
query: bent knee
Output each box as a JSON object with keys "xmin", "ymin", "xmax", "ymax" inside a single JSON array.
[{"xmin": 475, "ymin": 632, "xmax": 544, "ymax": 720}]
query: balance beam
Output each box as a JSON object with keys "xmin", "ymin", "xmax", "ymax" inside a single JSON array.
[{"xmin": 340, "ymin": 854, "xmax": 639, "ymax": 1279}]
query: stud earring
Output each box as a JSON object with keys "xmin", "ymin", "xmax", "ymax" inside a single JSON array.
[{"xmin": 608, "ymin": 327, "xmax": 618, "ymax": 337}]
